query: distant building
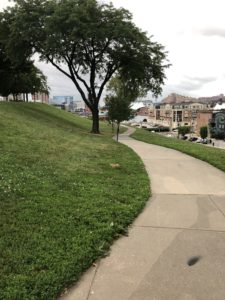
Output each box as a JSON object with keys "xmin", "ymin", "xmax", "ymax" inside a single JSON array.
[
  {"xmin": 49, "ymin": 96, "xmax": 70, "ymax": 111},
  {"xmin": 32, "ymin": 92, "xmax": 49, "ymax": 104},
  {"xmin": 50, "ymin": 96, "xmax": 86, "ymax": 112},
  {"xmin": 1, "ymin": 92, "xmax": 49, "ymax": 103},
  {"xmin": 136, "ymin": 107, "xmax": 150, "ymax": 116},
  {"xmin": 213, "ymin": 103, "xmax": 225, "ymax": 111},
  {"xmin": 210, "ymin": 103, "xmax": 225, "ymax": 139},
  {"xmin": 131, "ymin": 102, "xmax": 145, "ymax": 110},
  {"xmin": 99, "ymin": 106, "xmax": 108, "ymax": 120},
  {"xmin": 51, "ymin": 96, "xmax": 74, "ymax": 104},
  {"xmin": 196, "ymin": 111, "xmax": 213, "ymax": 135},
  {"xmin": 73, "ymin": 101, "xmax": 85, "ymax": 113},
  {"xmin": 147, "ymin": 101, "xmax": 212, "ymax": 129}
]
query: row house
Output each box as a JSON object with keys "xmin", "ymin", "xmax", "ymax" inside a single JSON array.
[{"xmin": 147, "ymin": 102, "xmax": 211, "ymax": 130}]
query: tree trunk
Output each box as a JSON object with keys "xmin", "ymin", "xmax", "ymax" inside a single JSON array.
[
  {"xmin": 111, "ymin": 121, "xmax": 114, "ymax": 133},
  {"xmin": 116, "ymin": 122, "xmax": 120, "ymax": 141},
  {"xmin": 91, "ymin": 108, "xmax": 100, "ymax": 134}
]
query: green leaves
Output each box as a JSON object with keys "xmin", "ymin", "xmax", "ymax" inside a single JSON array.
[
  {"xmin": 3, "ymin": 0, "xmax": 169, "ymax": 131},
  {"xmin": 0, "ymin": 46, "xmax": 48, "ymax": 97},
  {"xmin": 0, "ymin": 6, "xmax": 49, "ymax": 98},
  {"xmin": 200, "ymin": 126, "xmax": 208, "ymax": 139},
  {"xmin": 6, "ymin": 0, "xmax": 169, "ymax": 97},
  {"xmin": 106, "ymin": 77, "xmax": 134, "ymax": 124},
  {"xmin": 178, "ymin": 125, "xmax": 191, "ymax": 136}
]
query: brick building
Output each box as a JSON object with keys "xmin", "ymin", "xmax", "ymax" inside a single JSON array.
[
  {"xmin": 147, "ymin": 102, "xmax": 211, "ymax": 130},
  {"xmin": 32, "ymin": 92, "xmax": 49, "ymax": 103},
  {"xmin": 196, "ymin": 111, "xmax": 213, "ymax": 135}
]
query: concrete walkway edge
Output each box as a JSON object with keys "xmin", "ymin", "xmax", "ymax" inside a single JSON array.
[{"xmin": 60, "ymin": 128, "xmax": 225, "ymax": 300}]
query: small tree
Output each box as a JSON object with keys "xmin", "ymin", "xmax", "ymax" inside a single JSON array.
[
  {"xmin": 106, "ymin": 76, "xmax": 140, "ymax": 141},
  {"xmin": 107, "ymin": 96, "xmax": 133, "ymax": 141},
  {"xmin": 200, "ymin": 126, "xmax": 208, "ymax": 139},
  {"xmin": 178, "ymin": 126, "xmax": 191, "ymax": 137}
]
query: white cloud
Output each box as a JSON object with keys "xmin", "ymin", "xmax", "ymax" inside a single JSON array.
[
  {"xmin": 196, "ymin": 28, "xmax": 225, "ymax": 38},
  {"xmin": 1, "ymin": 0, "xmax": 225, "ymax": 101}
]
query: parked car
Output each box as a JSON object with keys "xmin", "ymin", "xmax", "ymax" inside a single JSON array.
[
  {"xmin": 196, "ymin": 138, "xmax": 203, "ymax": 143},
  {"xmin": 202, "ymin": 139, "xmax": 208, "ymax": 144},
  {"xmin": 181, "ymin": 135, "xmax": 188, "ymax": 140},
  {"xmin": 189, "ymin": 137, "xmax": 198, "ymax": 142}
]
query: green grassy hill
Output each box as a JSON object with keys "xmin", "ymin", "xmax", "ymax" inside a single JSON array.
[{"xmin": 0, "ymin": 103, "xmax": 149, "ymax": 300}]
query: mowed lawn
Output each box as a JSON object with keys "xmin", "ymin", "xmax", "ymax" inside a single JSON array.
[
  {"xmin": 132, "ymin": 129, "xmax": 225, "ymax": 172},
  {"xmin": 0, "ymin": 103, "xmax": 149, "ymax": 300}
]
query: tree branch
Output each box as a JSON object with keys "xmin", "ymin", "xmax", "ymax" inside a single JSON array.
[
  {"xmin": 95, "ymin": 39, "xmax": 111, "ymax": 62},
  {"xmin": 97, "ymin": 64, "xmax": 118, "ymax": 99},
  {"xmin": 72, "ymin": 65, "xmax": 92, "ymax": 96},
  {"xmin": 90, "ymin": 59, "xmax": 97, "ymax": 101},
  {"xmin": 67, "ymin": 63, "xmax": 91, "ymax": 107},
  {"xmin": 46, "ymin": 55, "xmax": 72, "ymax": 80}
]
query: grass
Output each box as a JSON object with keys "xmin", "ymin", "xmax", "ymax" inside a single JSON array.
[
  {"xmin": 131, "ymin": 129, "xmax": 225, "ymax": 173},
  {"xmin": 0, "ymin": 103, "xmax": 150, "ymax": 300}
]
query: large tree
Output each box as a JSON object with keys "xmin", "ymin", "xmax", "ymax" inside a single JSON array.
[{"xmin": 2, "ymin": 0, "xmax": 169, "ymax": 133}]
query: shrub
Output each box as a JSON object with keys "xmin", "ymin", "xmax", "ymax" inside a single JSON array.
[
  {"xmin": 200, "ymin": 126, "xmax": 208, "ymax": 139},
  {"xmin": 178, "ymin": 126, "xmax": 191, "ymax": 136}
]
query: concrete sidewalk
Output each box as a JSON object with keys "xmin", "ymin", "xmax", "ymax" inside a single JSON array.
[{"xmin": 60, "ymin": 129, "xmax": 225, "ymax": 300}]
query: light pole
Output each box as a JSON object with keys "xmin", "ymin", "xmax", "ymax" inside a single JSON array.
[{"xmin": 177, "ymin": 122, "xmax": 180, "ymax": 139}]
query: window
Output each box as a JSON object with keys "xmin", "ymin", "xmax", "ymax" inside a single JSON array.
[{"xmin": 177, "ymin": 111, "xmax": 182, "ymax": 122}]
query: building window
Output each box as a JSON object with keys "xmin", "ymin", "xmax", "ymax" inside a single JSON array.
[
  {"xmin": 173, "ymin": 111, "xmax": 176, "ymax": 122},
  {"xmin": 177, "ymin": 111, "xmax": 182, "ymax": 122}
]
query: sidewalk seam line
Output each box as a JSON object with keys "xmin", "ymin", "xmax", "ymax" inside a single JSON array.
[
  {"xmin": 209, "ymin": 195, "xmax": 225, "ymax": 219},
  {"xmin": 86, "ymin": 262, "xmax": 100, "ymax": 300},
  {"xmin": 133, "ymin": 224, "xmax": 225, "ymax": 233}
]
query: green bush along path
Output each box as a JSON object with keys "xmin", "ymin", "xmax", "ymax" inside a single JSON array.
[
  {"xmin": 0, "ymin": 103, "xmax": 149, "ymax": 300},
  {"xmin": 132, "ymin": 129, "xmax": 225, "ymax": 173}
]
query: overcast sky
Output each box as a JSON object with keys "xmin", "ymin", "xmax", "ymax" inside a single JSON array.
[{"xmin": 1, "ymin": 0, "xmax": 225, "ymax": 101}]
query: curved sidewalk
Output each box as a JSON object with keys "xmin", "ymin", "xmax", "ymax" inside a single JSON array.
[{"xmin": 61, "ymin": 129, "xmax": 225, "ymax": 300}]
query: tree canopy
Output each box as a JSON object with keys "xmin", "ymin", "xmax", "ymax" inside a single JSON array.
[
  {"xmin": 106, "ymin": 77, "xmax": 135, "ymax": 140},
  {"xmin": 178, "ymin": 125, "xmax": 191, "ymax": 137},
  {"xmin": 200, "ymin": 126, "xmax": 208, "ymax": 139},
  {"xmin": 0, "ymin": 10, "xmax": 49, "ymax": 99},
  {"xmin": 0, "ymin": 42, "xmax": 48, "ymax": 99},
  {"xmin": 2, "ymin": 0, "xmax": 170, "ymax": 132}
]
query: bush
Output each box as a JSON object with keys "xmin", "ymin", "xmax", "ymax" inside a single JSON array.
[
  {"xmin": 146, "ymin": 127, "xmax": 170, "ymax": 132},
  {"xmin": 200, "ymin": 126, "xmax": 208, "ymax": 139},
  {"xmin": 178, "ymin": 126, "xmax": 191, "ymax": 136}
]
